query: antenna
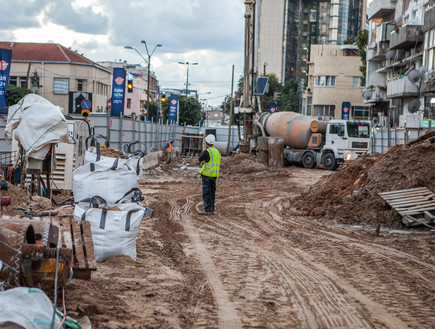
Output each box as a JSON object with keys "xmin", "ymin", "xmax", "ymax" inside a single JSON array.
[
  {"xmin": 407, "ymin": 69, "xmax": 421, "ymax": 83},
  {"xmin": 408, "ymin": 99, "xmax": 421, "ymax": 113}
]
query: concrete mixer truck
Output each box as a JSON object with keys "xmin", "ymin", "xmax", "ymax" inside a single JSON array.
[{"xmin": 256, "ymin": 112, "xmax": 370, "ymax": 170}]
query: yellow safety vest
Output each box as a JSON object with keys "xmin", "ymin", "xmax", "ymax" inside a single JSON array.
[{"xmin": 200, "ymin": 147, "xmax": 221, "ymax": 177}]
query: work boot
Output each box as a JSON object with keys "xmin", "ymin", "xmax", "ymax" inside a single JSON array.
[{"xmin": 198, "ymin": 210, "xmax": 214, "ymax": 216}]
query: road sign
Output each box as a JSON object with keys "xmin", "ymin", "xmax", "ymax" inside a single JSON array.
[{"xmin": 81, "ymin": 99, "xmax": 91, "ymax": 110}]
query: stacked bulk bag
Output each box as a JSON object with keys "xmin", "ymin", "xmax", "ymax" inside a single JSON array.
[{"xmin": 73, "ymin": 137, "xmax": 152, "ymax": 261}]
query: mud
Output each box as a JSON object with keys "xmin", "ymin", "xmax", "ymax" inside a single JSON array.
[{"xmin": 60, "ymin": 151, "xmax": 434, "ymax": 328}]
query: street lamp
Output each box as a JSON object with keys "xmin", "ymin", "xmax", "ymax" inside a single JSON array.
[
  {"xmin": 178, "ymin": 61, "xmax": 198, "ymax": 96},
  {"xmin": 125, "ymin": 42, "xmax": 162, "ymax": 120}
]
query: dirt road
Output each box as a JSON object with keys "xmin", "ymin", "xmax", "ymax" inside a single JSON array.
[{"xmin": 65, "ymin": 155, "xmax": 435, "ymax": 329}]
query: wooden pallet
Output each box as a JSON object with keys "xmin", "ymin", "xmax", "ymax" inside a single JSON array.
[
  {"xmin": 379, "ymin": 187, "xmax": 435, "ymax": 227},
  {"xmin": 51, "ymin": 216, "xmax": 97, "ymax": 279}
]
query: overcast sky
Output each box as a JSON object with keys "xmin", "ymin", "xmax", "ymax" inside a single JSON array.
[{"xmin": 0, "ymin": 0, "xmax": 245, "ymax": 106}]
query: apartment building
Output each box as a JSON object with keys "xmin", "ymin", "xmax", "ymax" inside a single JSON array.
[
  {"xmin": 365, "ymin": 0, "xmax": 435, "ymax": 127},
  {"xmin": 0, "ymin": 42, "xmax": 112, "ymax": 114},
  {"xmin": 302, "ymin": 44, "xmax": 369, "ymax": 120},
  {"xmin": 255, "ymin": 0, "xmax": 366, "ymax": 83}
]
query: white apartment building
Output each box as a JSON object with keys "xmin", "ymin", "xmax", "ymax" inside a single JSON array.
[{"xmin": 365, "ymin": 0, "xmax": 435, "ymax": 127}]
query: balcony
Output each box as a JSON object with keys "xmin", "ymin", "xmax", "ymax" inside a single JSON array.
[
  {"xmin": 363, "ymin": 86, "xmax": 388, "ymax": 103},
  {"xmin": 367, "ymin": 41, "xmax": 390, "ymax": 61},
  {"xmin": 367, "ymin": 0, "xmax": 396, "ymax": 20},
  {"xmin": 389, "ymin": 25, "xmax": 424, "ymax": 49},
  {"xmin": 367, "ymin": 71, "xmax": 387, "ymax": 88},
  {"xmin": 386, "ymin": 76, "xmax": 419, "ymax": 98}
]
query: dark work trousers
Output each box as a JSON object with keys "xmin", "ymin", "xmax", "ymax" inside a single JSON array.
[{"xmin": 201, "ymin": 174, "xmax": 217, "ymax": 212}]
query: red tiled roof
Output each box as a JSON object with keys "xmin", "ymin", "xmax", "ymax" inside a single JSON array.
[{"xmin": 0, "ymin": 42, "xmax": 96, "ymax": 65}]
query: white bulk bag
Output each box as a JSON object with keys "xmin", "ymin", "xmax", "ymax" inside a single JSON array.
[
  {"xmin": 74, "ymin": 202, "xmax": 146, "ymax": 261},
  {"xmin": 0, "ymin": 287, "xmax": 62, "ymax": 329},
  {"xmin": 5, "ymin": 94, "xmax": 73, "ymax": 160},
  {"xmin": 73, "ymin": 157, "xmax": 138, "ymax": 204}
]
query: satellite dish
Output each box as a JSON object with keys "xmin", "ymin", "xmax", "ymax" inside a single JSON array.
[
  {"xmin": 363, "ymin": 90, "xmax": 373, "ymax": 100},
  {"xmin": 408, "ymin": 99, "xmax": 421, "ymax": 113},
  {"xmin": 407, "ymin": 69, "xmax": 421, "ymax": 83},
  {"xmin": 419, "ymin": 66, "xmax": 427, "ymax": 74},
  {"xmin": 386, "ymin": 50, "xmax": 396, "ymax": 61}
]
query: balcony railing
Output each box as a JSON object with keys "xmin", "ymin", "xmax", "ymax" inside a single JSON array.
[
  {"xmin": 387, "ymin": 76, "xmax": 419, "ymax": 98},
  {"xmin": 389, "ymin": 25, "xmax": 424, "ymax": 49},
  {"xmin": 367, "ymin": 0, "xmax": 396, "ymax": 20}
]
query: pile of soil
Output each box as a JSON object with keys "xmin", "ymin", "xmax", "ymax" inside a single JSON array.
[
  {"xmin": 100, "ymin": 147, "xmax": 124, "ymax": 158},
  {"xmin": 1, "ymin": 183, "xmax": 52, "ymax": 216},
  {"xmin": 294, "ymin": 134, "xmax": 435, "ymax": 228},
  {"xmin": 220, "ymin": 152, "xmax": 268, "ymax": 175}
]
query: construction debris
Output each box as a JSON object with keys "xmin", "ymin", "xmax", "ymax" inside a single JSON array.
[{"xmin": 379, "ymin": 187, "xmax": 435, "ymax": 227}]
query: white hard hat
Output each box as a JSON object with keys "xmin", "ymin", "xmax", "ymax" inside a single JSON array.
[{"xmin": 205, "ymin": 134, "xmax": 215, "ymax": 145}]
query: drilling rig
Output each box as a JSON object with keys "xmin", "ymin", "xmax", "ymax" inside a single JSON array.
[{"xmin": 239, "ymin": 0, "xmax": 256, "ymax": 153}]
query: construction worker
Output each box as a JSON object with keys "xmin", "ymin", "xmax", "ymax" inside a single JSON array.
[
  {"xmin": 198, "ymin": 134, "xmax": 221, "ymax": 215},
  {"xmin": 164, "ymin": 138, "xmax": 174, "ymax": 164}
]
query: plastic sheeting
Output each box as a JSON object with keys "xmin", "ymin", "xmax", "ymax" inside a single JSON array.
[{"xmin": 5, "ymin": 94, "xmax": 73, "ymax": 160}]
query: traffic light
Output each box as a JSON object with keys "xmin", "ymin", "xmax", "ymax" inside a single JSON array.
[
  {"xmin": 81, "ymin": 109, "xmax": 90, "ymax": 117},
  {"xmin": 127, "ymin": 79, "xmax": 133, "ymax": 93},
  {"xmin": 161, "ymin": 93, "xmax": 166, "ymax": 102}
]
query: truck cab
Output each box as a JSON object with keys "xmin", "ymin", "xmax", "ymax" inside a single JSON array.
[{"xmin": 320, "ymin": 120, "xmax": 370, "ymax": 169}]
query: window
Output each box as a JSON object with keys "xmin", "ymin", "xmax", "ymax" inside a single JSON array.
[
  {"xmin": 425, "ymin": 28, "xmax": 435, "ymax": 71},
  {"xmin": 352, "ymin": 77, "xmax": 362, "ymax": 88},
  {"xmin": 314, "ymin": 76, "xmax": 336, "ymax": 87},
  {"xmin": 19, "ymin": 77, "xmax": 27, "ymax": 88},
  {"xmin": 77, "ymin": 79, "xmax": 85, "ymax": 91},
  {"xmin": 351, "ymin": 106, "xmax": 371, "ymax": 119},
  {"xmin": 53, "ymin": 78, "xmax": 69, "ymax": 94},
  {"xmin": 126, "ymin": 98, "xmax": 131, "ymax": 109},
  {"xmin": 347, "ymin": 122, "xmax": 370, "ymax": 138},
  {"xmin": 9, "ymin": 76, "xmax": 17, "ymax": 86},
  {"xmin": 329, "ymin": 123, "xmax": 345, "ymax": 136},
  {"xmin": 314, "ymin": 105, "xmax": 336, "ymax": 117}
]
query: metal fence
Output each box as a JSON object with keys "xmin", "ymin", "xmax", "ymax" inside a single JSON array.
[
  {"xmin": 370, "ymin": 126, "xmax": 428, "ymax": 154},
  {"xmin": 89, "ymin": 113, "xmax": 241, "ymax": 153}
]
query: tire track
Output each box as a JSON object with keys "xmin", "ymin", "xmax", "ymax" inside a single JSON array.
[{"xmin": 169, "ymin": 198, "xmax": 243, "ymax": 329}]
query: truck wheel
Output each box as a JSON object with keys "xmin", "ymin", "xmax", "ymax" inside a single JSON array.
[
  {"xmin": 324, "ymin": 153, "xmax": 337, "ymax": 171},
  {"xmin": 302, "ymin": 152, "xmax": 316, "ymax": 169}
]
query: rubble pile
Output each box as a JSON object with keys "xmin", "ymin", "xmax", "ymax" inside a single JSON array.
[{"xmin": 295, "ymin": 133, "xmax": 435, "ymax": 227}]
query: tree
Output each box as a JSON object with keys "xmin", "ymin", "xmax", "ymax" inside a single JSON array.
[
  {"xmin": 147, "ymin": 101, "xmax": 158, "ymax": 121},
  {"xmin": 355, "ymin": 29, "xmax": 368, "ymax": 86},
  {"xmin": 6, "ymin": 85, "xmax": 32, "ymax": 106},
  {"xmin": 161, "ymin": 95, "xmax": 203, "ymax": 125},
  {"xmin": 278, "ymin": 79, "xmax": 300, "ymax": 112}
]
